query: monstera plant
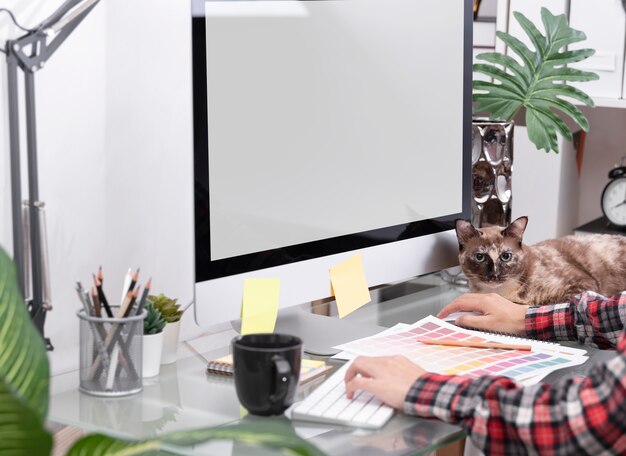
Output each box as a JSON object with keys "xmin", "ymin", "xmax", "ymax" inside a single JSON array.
[
  {"xmin": 473, "ymin": 7, "xmax": 599, "ymax": 153},
  {"xmin": 0, "ymin": 247, "xmax": 323, "ymax": 456}
]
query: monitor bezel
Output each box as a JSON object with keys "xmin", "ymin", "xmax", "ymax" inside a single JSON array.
[{"xmin": 192, "ymin": 0, "xmax": 473, "ymax": 283}]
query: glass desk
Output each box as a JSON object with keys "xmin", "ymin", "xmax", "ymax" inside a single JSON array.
[{"xmin": 48, "ymin": 272, "xmax": 610, "ymax": 455}]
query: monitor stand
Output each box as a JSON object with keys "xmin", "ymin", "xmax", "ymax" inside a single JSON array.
[
  {"xmin": 230, "ymin": 275, "xmax": 446, "ymax": 356},
  {"xmin": 230, "ymin": 305, "xmax": 385, "ymax": 356}
]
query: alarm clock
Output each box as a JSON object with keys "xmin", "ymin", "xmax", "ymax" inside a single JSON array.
[{"xmin": 601, "ymin": 163, "xmax": 626, "ymax": 227}]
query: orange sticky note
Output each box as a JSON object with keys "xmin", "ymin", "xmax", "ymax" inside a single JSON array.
[
  {"xmin": 329, "ymin": 254, "xmax": 371, "ymax": 318},
  {"xmin": 241, "ymin": 278, "xmax": 280, "ymax": 335}
]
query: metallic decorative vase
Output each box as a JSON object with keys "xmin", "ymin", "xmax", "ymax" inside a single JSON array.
[{"xmin": 471, "ymin": 119, "xmax": 514, "ymax": 227}]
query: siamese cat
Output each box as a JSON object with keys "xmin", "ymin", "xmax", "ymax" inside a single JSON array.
[{"xmin": 455, "ymin": 217, "xmax": 626, "ymax": 305}]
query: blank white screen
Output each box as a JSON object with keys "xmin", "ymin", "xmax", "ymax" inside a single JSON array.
[{"xmin": 205, "ymin": 0, "xmax": 464, "ymax": 261}]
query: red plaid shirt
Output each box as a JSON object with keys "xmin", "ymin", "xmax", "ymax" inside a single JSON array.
[{"xmin": 404, "ymin": 291, "xmax": 626, "ymax": 455}]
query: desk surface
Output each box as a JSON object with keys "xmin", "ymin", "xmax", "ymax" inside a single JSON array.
[
  {"xmin": 48, "ymin": 273, "xmax": 607, "ymax": 455},
  {"xmin": 575, "ymin": 216, "xmax": 626, "ymax": 235}
]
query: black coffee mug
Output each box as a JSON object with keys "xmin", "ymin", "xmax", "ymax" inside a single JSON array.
[{"xmin": 232, "ymin": 333, "xmax": 302, "ymax": 416}]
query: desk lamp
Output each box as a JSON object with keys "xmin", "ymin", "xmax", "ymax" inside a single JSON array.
[{"xmin": 5, "ymin": 0, "xmax": 101, "ymax": 350}]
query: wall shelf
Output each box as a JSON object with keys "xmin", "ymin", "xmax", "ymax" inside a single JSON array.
[
  {"xmin": 588, "ymin": 97, "xmax": 626, "ymax": 109},
  {"xmin": 571, "ymin": 97, "xmax": 626, "ymax": 109}
]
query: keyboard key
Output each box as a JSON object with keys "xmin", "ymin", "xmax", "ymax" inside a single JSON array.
[{"xmin": 291, "ymin": 362, "xmax": 394, "ymax": 429}]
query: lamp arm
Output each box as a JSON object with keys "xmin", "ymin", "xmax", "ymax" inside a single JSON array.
[
  {"xmin": 5, "ymin": 0, "xmax": 102, "ymax": 351},
  {"xmin": 8, "ymin": 0, "xmax": 100, "ymax": 72}
]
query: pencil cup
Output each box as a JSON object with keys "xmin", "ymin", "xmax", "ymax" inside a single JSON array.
[{"xmin": 77, "ymin": 307, "xmax": 146, "ymax": 397}]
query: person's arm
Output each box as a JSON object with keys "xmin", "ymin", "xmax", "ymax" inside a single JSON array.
[
  {"xmin": 345, "ymin": 333, "xmax": 626, "ymax": 455},
  {"xmin": 345, "ymin": 291, "xmax": 626, "ymax": 454},
  {"xmin": 404, "ymin": 329, "xmax": 626, "ymax": 454},
  {"xmin": 439, "ymin": 291, "xmax": 626, "ymax": 348},
  {"xmin": 527, "ymin": 291, "xmax": 626, "ymax": 348}
]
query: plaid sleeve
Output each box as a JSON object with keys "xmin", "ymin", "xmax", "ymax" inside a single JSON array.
[
  {"xmin": 526, "ymin": 291, "xmax": 626, "ymax": 348},
  {"xmin": 403, "ymin": 293, "xmax": 626, "ymax": 455}
]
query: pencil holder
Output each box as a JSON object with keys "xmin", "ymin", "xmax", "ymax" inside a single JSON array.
[{"xmin": 77, "ymin": 307, "xmax": 146, "ymax": 397}]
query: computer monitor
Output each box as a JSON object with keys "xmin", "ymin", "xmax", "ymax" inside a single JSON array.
[{"xmin": 191, "ymin": 0, "xmax": 472, "ymax": 345}]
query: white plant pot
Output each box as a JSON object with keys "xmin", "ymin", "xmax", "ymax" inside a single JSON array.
[
  {"xmin": 142, "ymin": 332, "xmax": 164, "ymax": 378},
  {"xmin": 161, "ymin": 320, "xmax": 181, "ymax": 365}
]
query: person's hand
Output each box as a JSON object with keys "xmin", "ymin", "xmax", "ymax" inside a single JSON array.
[
  {"xmin": 437, "ymin": 293, "xmax": 529, "ymax": 336},
  {"xmin": 344, "ymin": 355, "xmax": 426, "ymax": 410}
]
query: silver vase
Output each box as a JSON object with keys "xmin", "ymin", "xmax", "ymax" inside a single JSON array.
[{"xmin": 471, "ymin": 119, "xmax": 514, "ymax": 227}]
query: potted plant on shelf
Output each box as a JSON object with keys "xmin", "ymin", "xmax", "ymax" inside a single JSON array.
[
  {"xmin": 143, "ymin": 301, "xmax": 166, "ymax": 377},
  {"xmin": 149, "ymin": 293, "xmax": 183, "ymax": 364},
  {"xmin": 471, "ymin": 7, "xmax": 598, "ymax": 227}
]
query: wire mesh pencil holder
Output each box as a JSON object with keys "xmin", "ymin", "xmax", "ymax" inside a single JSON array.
[{"xmin": 77, "ymin": 307, "xmax": 146, "ymax": 397}]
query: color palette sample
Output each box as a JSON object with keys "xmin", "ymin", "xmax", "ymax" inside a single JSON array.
[{"xmin": 334, "ymin": 316, "xmax": 587, "ymax": 383}]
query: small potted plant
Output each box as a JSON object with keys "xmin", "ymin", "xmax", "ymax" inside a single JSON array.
[
  {"xmin": 143, "ymin": 301, "xmax": 166, "ymax": 377},
  {"xmin": 470, "ymin": 7, "xmax": 598, "ymax": 227},
  {"xmin": 473, "ymin": 7, "xmax": 598, "ymax": 153},
  {"xmin": 149, "ymin": 293, "xmax": 183, "ymax": 364}
]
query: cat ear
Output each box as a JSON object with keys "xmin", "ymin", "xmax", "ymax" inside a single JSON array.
[
  {"xmin": 455, "ymin": 219, "xmax": 479, "ymax": 249},
  {"xmin": 501, "ymin": 216, "xmax": 528, "ymax": 241}
]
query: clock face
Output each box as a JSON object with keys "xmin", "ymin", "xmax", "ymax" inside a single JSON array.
[{"xmin": 602, "ymin": 178, "xmax": 626, "ymax": 226}]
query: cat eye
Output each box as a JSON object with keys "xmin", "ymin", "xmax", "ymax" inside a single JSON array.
[
  {"xmin": 500, "ymin": 252, "xmax": 513, "ymax": 262},
  {"xmin": 473, "ymin": 253, "xmax": 486, "ymax": 262}
]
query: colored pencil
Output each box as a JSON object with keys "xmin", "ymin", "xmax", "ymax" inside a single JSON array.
[
  {"xmin": 88, "ymin": 288, "xmax": 139, "ymax": 380},
  {"xmin": 134, "ymin": 277, "xmax": 151, "ymax": 316},
  {"xmin": 120, "ymin": 268, "xmax": 132, "ymax": 305},
  {"xmin": 93, "ymin": 272, "xmax": 113, "ymax": 318},
  {"xmin": 417, "ymin": 339, "xmax": 531, "ymax": 351},
  {"xmin": 129, "ymin": 268, "xmax": 140, "ymax": 291},
  {"xmin": 91, "ymin": 287, "xmax": 101, "ymax": 317}
]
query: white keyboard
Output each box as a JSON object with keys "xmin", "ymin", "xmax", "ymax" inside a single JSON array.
[{"xmin": 291, "ymin": 362, "xmax": 394, "ymax": 429}]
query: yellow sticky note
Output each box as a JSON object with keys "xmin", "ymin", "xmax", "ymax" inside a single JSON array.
[
  {"xmin": 240, "ymin": 278, "xmax": 280, "ymax": 335},
  {"xmin": 329, "ymin": 254, "xmax": 371, "ymax": 318}
]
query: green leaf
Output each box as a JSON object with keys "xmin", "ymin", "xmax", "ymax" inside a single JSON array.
[
  {"xmin": 526, "ymin": 108, "xmax": 559, "ymax": 153},
  {"xmin": 0, "ymin": 378, "xmax": 52, "ymax": 456},
  {"xmin": 0, "ymin": 247, "xmax": 51, "ymax": 454},
  {"xmin": 68, "ymin": 419, "xmax": 325, "ymax": 456},
  {"xmin": 532, "ymin": 96, "xmax": 589, "ymax": 132},
  {"xmin": 475, "ymin": 52, "xmax": 531, "ymax": 85},
  {"xmin": 534, "ymin": 83, "xmax": 595, "ymax": 107},
  {"xmin": 473, "ymin": 7, "xmax": 599, "ymax": 153},
  {"xmin": 472, "ymin": 65, "xmax": 526, "ymax": 95},
  {"xmin": 144, "ymin": 302, "xmax": 166, "ymax": 335},
  {"xmin": 514, "ymin": 11, "xmax": 547, "ymax": 57},
  {"xmin": 149, "ymin": 294, "xmax": 182, "ymax": 323},
  {"xmin": 545, "ymin": 48, "xmax": 595, "ymax": 66},
  {"xmin": 0, "ymin": 248, "xmax": 49, "ymax": 422}
]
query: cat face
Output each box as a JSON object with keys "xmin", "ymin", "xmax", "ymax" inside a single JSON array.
[{"xmin": 455, "ymin": 217, "xmax": 529, "ymax": 289}]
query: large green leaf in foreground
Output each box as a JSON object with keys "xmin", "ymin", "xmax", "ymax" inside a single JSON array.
[
  {"xmin": 67, "ymin": 419, "xmax": 326, "ymax": 456},
  {"xmin": 0, "ymin": 247, "xmax": 52, "ymax": 455},
  {"xmin": 473, "ymin": 7, "xmax": 599, "ymax": 153},
  {"xmin": 0, "ymin": 248, "xmax": 50, "ymax": 421},
  {"xmin": 0, "ymin": 379, "xmax": 52, "ymax": 456}
]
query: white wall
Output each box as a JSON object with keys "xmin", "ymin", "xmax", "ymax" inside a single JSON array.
[
  {"xmin": 511, "ymin": 127, "xmax": 579, "ymax": 245},
  {"xmin": 577, "ymin": 106, "xmax": 626, "ymax": 226},
  {"xmin": 102, "ymin": 0, "xmax": 198, "ymax": 344},
  {"xmin": 1, "ymin": 0, "xmax": 107, "ymax": 374},
  {"xmin": 1, "ymin": 0, "xmax": 198, "ymax": 375}
]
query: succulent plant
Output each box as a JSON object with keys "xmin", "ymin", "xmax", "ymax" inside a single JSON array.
[
  {"xmin": 148, "ymin": 293, "xmax": 183, "ymax": 323},
  {"xmin": 144, "ymin": 301, "xmax": 166, "ymax": 335}
]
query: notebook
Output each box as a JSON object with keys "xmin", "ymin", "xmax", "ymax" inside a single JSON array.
[{"xmin": 206, "ymin": 355, "xmax": 332, "ymax": 385}]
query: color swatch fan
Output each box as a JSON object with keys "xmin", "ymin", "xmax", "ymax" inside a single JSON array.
[{"xmin": 334, "ymin": 316, "xmax": 587, "ymax": 385}]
